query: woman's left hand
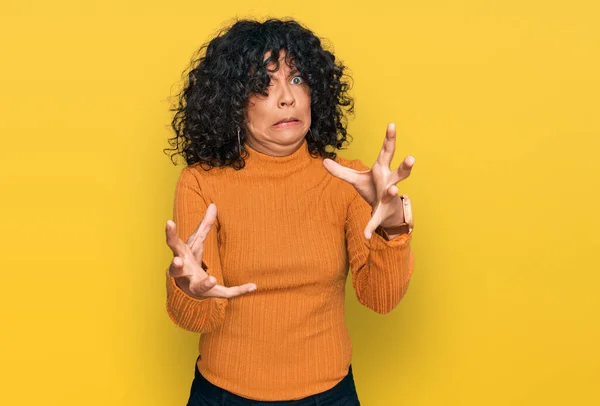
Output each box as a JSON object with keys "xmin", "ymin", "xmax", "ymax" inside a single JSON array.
[{"xmin": 323, "ymin": 122, "xmax": 415, "ymax": 240}]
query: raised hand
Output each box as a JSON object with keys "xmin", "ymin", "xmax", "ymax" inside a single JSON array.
[
  {"xmin": 165, "ymin": 203, "xmax": 257, "ymax": 298},
  {"xmin": 323, "ymin": 122, "xmax": 414, "ymax": 240}
]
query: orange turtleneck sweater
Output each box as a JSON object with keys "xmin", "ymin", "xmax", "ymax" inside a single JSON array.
[{"xmin": 166, "ymin": 139, "xmax": 414, "ymax": 401}]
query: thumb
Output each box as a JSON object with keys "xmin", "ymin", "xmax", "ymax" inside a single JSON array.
[
  {"xmin": 364, "ymin": 205, "xmax": 383, "ymax": 240},
  {"xmin": 323, "ymin": 159, "xmax": 361, "ymax": 184}
]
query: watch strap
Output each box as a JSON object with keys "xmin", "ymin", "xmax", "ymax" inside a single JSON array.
[{"xmin": 375, "ymin": 223, "xmax": 411, "ymax": 241}]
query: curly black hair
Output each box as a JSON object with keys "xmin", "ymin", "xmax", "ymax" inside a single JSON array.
[{"xmin": 165, "ymin": 18, "xmax": 354, "ymax": 170}]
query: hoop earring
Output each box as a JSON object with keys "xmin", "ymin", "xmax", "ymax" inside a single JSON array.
[{"xmin": 237, "ymin": 127, "xmax": 242, "ymax": 153}]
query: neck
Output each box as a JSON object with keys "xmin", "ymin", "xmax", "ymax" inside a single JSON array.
[
  {"xmin": 244, "ymin": 138, "xmax": 306, "ymax": 157},
  {"xmin": 243, "ymin": 138, "xmax": 314, "ymax": 175}
]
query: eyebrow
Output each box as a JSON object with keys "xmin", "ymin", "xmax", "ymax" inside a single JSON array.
[{"xmin": 266, "ymin": 67, "xmax": 300, "ymax": 78}]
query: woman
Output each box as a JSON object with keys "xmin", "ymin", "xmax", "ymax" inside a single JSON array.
[{"xmin": 164, "ymin": 18, "xmax": 415, "ymax": 406}]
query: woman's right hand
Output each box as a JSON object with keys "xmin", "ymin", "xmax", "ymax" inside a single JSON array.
[{"xmin": 166, "ymin": 203, "xmax": 257, "ymax": 299}]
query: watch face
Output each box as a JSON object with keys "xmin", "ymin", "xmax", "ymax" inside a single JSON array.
[{"xmin": 402, "ymin": 194, "xmax": 413, "ymax": 229}]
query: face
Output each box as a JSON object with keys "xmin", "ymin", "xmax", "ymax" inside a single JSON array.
[{"xmin": 244, "ymin": 50, "xmax": 311, "ymax": 156}]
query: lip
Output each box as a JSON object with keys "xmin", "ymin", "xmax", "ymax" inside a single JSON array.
[
  {"xmin": 273, "ymin": 118, "xmax": 301, "ymax": 128},
  {"xmin": 273, "ymin": 120, "xmax": 302, "ymax": 128}
]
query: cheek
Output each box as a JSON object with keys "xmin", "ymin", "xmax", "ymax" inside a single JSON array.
[
  {"xmin": 300, "ymin": 89, "xmax": 311, "ymax": 112},
  {"xmin": 302, "ymin": 96, "xmax": 312, "ymax": 117},
  {"xmin": 246, "ymin": 99, "xmax": 270, "ymax": 125},
  {"xmin": 245, "ymin": 102, "xmax": 261, "ymax": 127}
]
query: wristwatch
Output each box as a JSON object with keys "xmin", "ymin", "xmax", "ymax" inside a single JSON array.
[{"xmin": 375, "ymin": 194, "xmax": 413, "ymax": 240}]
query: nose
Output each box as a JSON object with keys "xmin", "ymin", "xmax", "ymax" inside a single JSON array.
[{"xmin": 278, "ymin": 83, "xmax": 295, "ymax": 107}]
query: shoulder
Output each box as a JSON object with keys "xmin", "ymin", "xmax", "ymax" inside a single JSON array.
[
  {"xmin": 175, "ymin": 163, "xmax": 229, "ymax": 195},
  {"xmin": 175, "ymin": 164, "xmax": 205, "ymax": 190},
  {"xmin": 181, "ymin": 162, "xmax": 236, "ymax": 182}
]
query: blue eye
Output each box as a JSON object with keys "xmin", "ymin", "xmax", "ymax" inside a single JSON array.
[{"xmin": 290, "ymin": 76, "xmax": 304, "ymax": 85}]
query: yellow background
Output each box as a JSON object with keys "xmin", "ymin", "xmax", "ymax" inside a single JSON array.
[{"xmin": 1, "ymin": 1, "xmax": 599, "ymax": 405}]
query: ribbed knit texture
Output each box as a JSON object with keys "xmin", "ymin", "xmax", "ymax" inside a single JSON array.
[{"xmin": 166, "ymin": 139, "xmax": 414, "ymax": 401}]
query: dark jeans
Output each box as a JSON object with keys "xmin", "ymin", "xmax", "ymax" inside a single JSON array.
[{"xmin": 186, "ymin": 358, "xmax": 361, "ymax": 406}]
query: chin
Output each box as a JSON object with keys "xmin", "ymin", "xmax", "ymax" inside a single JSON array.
[{"xmin": 269, "ymin": 128, "xmax": 305, "ymax": 139}]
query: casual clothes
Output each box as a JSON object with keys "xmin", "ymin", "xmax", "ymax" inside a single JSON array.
[{"xmin": 167, "ymin": 139, "xmax": 414, "ymax": 401}]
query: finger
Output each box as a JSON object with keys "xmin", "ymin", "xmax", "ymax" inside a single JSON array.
[
  {"xmin": 166, "ymin": 220, "xmax": 187, "ymax": 257},
  {"xmin": 200, "ymin": 275, "xmax": 218, "ymax": 290},
  {"xmin": 387, "ymin": 185, "xmax": 399, "ymax": 197},
  {"xmin": 187, "ymin": 204, "xmax": 218, "ymax": 250},
  {"xmin": 186, "ymin": 275, "xmax": 218, "ymax": 296},
  {"xmin": 204, "ymin": 283, "xmax": 257, "ymax": 299},
  {"xmin": 169, "ymin": 256, "xmax": 193, "ymax": 278},
  {"xmin": 364, "ymin": 217, "xmax": 382, "ymax": 240},
  {"xmin": 322, "ymin": 159, "xmax": 369, "ymax": 184},
  {"xmin": 377, "ymin": 123, "xmax": 397, "ymax": 168},
  {"xmin": 388, "ymin": 155, "xmax": 415, "ymax": 185}
]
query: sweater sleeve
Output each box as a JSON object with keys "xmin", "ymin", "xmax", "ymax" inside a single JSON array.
[
  {"xmin": 165, "ymin": 166, "xmax": 228, "ymax": 333},
  {"xmin": 344, "ymin": 160, "xmax": 415, "ymax": 314}
]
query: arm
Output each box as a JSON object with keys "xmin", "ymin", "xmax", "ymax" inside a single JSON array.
[
  {"xmin": 165, "ymin": 167, "xmax": 228, "ymax": 333},
  {"xmin": 345, "ymin": 164, "xmax": 415, "ymax": 315}
]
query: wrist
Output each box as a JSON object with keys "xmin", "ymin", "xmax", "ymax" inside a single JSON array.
[
  {"xmin": 375, "ymin": 194, "xmax": 413, "ymax": 240},
  {"xmin": 378, "ymin": 197, "xmax": 405, "ymax": 228},
  {"xmin": 375, "ymin": 224, "xmax": 410, "ymax": 240}
]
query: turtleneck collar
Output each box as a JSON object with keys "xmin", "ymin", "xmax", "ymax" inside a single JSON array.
[{"xmin": 243, "ymin": 138, "xmax": 314, "ymax": 174}]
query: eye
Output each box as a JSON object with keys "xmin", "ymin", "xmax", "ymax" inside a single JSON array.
[{"xmin": 290, "ymin": 75, "xmax": 304, "ymax": 85}]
